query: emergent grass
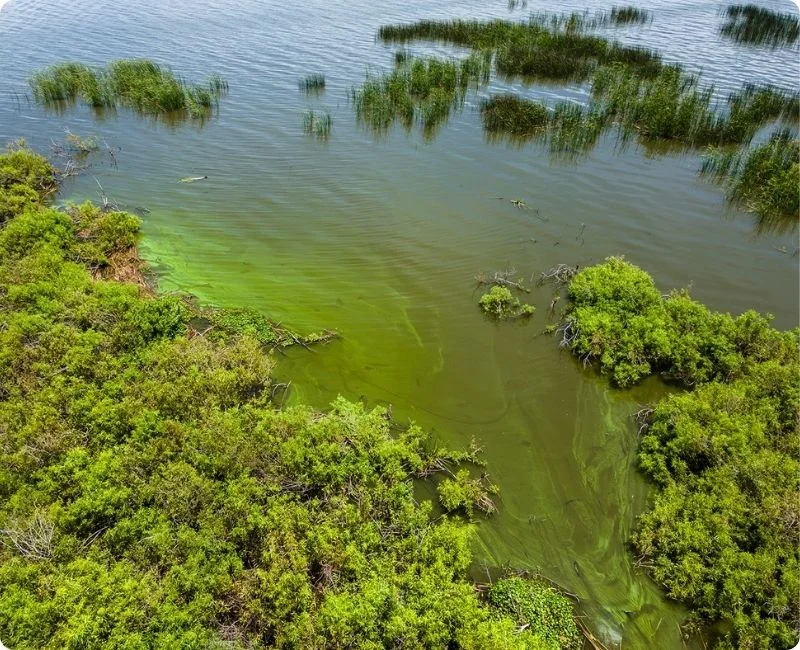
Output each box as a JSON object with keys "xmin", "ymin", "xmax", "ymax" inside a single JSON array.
[
  {"xmin": 701, "ymin": 129, "xmax": 799, "ymax": 232},
  {"xmin": 378, "ymin": 19, "xmax": 662, "ymax": 82},
  {"xmin": 720, "ymin": 4, "xmax": 800, "ymax": 47},
  {"xmin": 29, "ymin": 59, "xmax": 228, "ymax": 119},
  {"xmin": 351, "ymin": 53, "xmax": 490, "ymax": 137}
]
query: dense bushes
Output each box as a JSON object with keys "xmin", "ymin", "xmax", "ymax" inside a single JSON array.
[
  {"xmin": 562, "ymin": 256, "xmax": 796, "ymax": 387},
  {"xmin": 561, "ymin": 258, "xmax": 799, "ymax": 648},
  {"xmin": 0, "ymin": 148, "xmax": 569, "ymax": 648},
  {"xmin": 0, "ymin": 142, "xmax": 57, "ymax": 222}
]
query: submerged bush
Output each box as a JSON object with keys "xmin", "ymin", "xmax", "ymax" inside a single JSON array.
[
  {"xmin": 0, "ymin": 147, "xmax": 562, "ymax": 649},
  {"xmin": 29, "ymin": 59, "xmax": 228, "ymax": 119},
  {"xmin": 609, "ymin": 6, "xmax": 651, "ymax": 25},
  {"xmin": 489, "ymin": 577, "xmax": 582, "ymax": 650},
  {"xmin": 299, "ymin": 73, "xmax": 326, "ymax": 92},
  {"xmin": 437, "ymin": 468, "xmax": 498, "ymax": 517},
  {"xmin": 479, "ymin": 286, "xmax": 535, "ymax": 319},
  {"xmin": 302, "ymin": 109, "xmax": 332, "ymax": 139},
  {"xmin": 720, "ymin": 3, "xmax": 800, "ymax": 47}
]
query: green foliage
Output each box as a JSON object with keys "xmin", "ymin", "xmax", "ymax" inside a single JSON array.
[
  {"xmin": 437, "ymin": 468, "xmax": 498, "ymax": 517},
  {"xmin": 562, "ymin": 257, "xmax": 799, "ymax": 647},
  {"xmin": 0, "ymin": 143, "xmax": 57, "ymax": 222},
  {"xmin": 563, "ymin": 257, "xmax": 797, "ymax": 387},
  {"xmin": 0, "ymin": 148, "xmax": 560, "ymax": 649},
  {"xmin": 351, "ymin": 53, "xmax": 490, "ymax": 138},
  {"xmin": 701, "ymin": 129, "xmax": 799, "ymax": 233},
  {"xmin": 29, "ymin": 59, "xmax": 228, "ymax": 119},
  {"xmin": 633, "ymin": 363, "xmax": 799, "ymax": 649},
  {"xmin": 721, "ymin": 4, "xmax": 799, "ymax": 47},
  {"xmin": 489, "ymin": 577, "xmax": 582, "ymax": 650},
  {"xmin": 479, "ymin": 286, "xmax": 535, "ymax": 319}
]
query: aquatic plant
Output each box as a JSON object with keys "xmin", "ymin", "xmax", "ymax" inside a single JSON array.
[
  {"xmin": 29, "ymin": 59, "xmax": 228, "ymax": 119},
  {"xmin": 558, "ymin": 256, "xmax": 799, "ymax": 648},
  {"xmin": 302, "ymin": 109, "xmax": 332, "ymax": 139},
  {"xmin": 591, "ymin": 64, "xmax": 799, "ymax": 147},
  {"xmin": 479, "ymin": 286, "xmax": 535, "ymax": 319},
  {"xmin": 378, "ymin": 19, "xmax": 662, "ymax": 82},
  {"xmin": 489, "ymin": 577, "xmax": 583, "ymax": 649},
  {"xmin": 701, "ymin": 129, "xmax": 799, "ymax": 232},
  {"xmin": 720, "ymin": 3, "xmax": 800, "ymax": 47},
  {"xmin": 0, "ymin": 145, "xmax": 570, "ymax": 649},
  {"xmin": 351, "ymin": 53, "xmax": 490, "ymax": 137},
  {"xmin": 609, "ymin": 6, "xmax": 651, "ymax": 25},
  {"xmin": 299, "ymin": 73, "xmax": 326, "ymax": 92},
  {"xmin": 481, "ymin": 95, "xmax": 548, "ymax": 136}
]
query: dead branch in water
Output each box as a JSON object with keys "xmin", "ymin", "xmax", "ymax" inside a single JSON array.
[
  {"xmin": 556, "ymin": 319, "xmax": 578, "ymax": 348},
  {"xmin": 576, "ymin": 618, "xmax": 610, "ymax": 650},
  {"xmin": 537, "ymin": 263, "xmax": 579, "ymax": 288},
  {"xmin": 475, "ymin": 268, "xmax": 530, "ymax": 293},
  {"xmin": 633, "ymin": 406, "xmax": 654, "ymax": 436}
]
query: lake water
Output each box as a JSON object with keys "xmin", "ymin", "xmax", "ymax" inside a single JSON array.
[{"xmin": 1, "ymin": 0, "xmax": 797, "ymax": 646}]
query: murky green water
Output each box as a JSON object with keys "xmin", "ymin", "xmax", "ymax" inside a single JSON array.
[{"xmin": 1, "ymin": 0, "xmax": 797, "ymax": 646}]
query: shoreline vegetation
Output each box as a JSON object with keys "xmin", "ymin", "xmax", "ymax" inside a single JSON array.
[
  {"xmin": 29, "ymin": 59, "xmax": 228, "ymax": 120},
  {"xmin": 0, "ymin": 144, "xmax": 582, "ymax": 649},
  {"xmin": 555, "ymin": 257, "xmax": 799, "ymax": 649}
]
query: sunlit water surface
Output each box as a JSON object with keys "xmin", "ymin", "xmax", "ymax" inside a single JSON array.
[{"xmin": 1, "ymin": 0, "xmax": 798, "ymax": 647}]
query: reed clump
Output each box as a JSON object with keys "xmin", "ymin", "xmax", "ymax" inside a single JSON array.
[
  {"xmin": 609, "ymin": 6, "xmax": 651, "ymax": 25},
  {"xmin": 351, "ymin": 53, "xmax": 490, "ymax": 137},
  {"xmin": 299, "ymin": 73, "xmax": 326, "ymax": 92},
  {"xmin": 720, "ymin": 4, "xmax": 799, "ymax": 47},
  {"xmin": 592, "ymin": 64, "xmax": 799, "ymax": 146},
  {"xmin": 29, "ymin": 59, "xmax": 228, "ymax": 118},
  {"xmin": 303, "ymin": 110, "xmax": 332, "ymax": 139},
  {"xmin": 701, "ymin": 129, "xmax": 799, "ymax": 231},
  {"xmin": 378, "ymin": 19, "xmax": 662, "ymax": 82}
]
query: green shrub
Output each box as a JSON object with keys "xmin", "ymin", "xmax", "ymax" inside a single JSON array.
[
  {"xmin": 438, "ymin": 468, "xmax": 498, "ymax": 517},
  {"xmin": 479, "ymin": 286, "xmax": 535, "ymax": 319}
]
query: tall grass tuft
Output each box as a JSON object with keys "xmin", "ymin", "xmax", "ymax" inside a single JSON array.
[
  {"xmin": 609, "ymin": 6, "xmax": 652, "ymax": 25},
  {"xmin": 299, "ymin": 74, "xmax": 326, "ymax": 92},
  {"xmin": 303, "ymin": 110, "xmax": 332, "ymax": 139},
  {"xmin": 351, "ymin": 53, "xmax": 490, "ymax": 137},
  {"xmin": 29, "ymin": 59, "xmax": 228, "ymax": 120},
  {"xmin": 701, "ymin": 129, "xmax": 799, "ymax": 232},
  {"xmin": 720, "ymin": 4, "xmax": 799, "ymax": 47}
]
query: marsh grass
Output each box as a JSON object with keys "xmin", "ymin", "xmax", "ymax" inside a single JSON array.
[
  {"xmin": 351, "ymin": 53, "xmax": 490, "ymax": 137},
  {"xmin": 379, "ymin": 19, "xmax": 662, "ymax": 82},
  {"xmin": 591, "ymin": 64, "xmax": 799, "ymax": 146},
  {"xmin": 299, "ymin": 73, "xmax": 326, "ymax": 92},
  {"xmin": 720, "ymin": 4, "xmax": 799, "ymax": 47},
  {"xmin": 701, "ymin": 129, "xmax": 799, "ymax": 232},
  {"xmin": 481, "ymin": 95, "xmax": 548, "ymax": 136},
  {"xmin": 29, "ymin": 60, "xmax": 228, "ymax": 119},
  {"xmin": 303, "ymin": 110, "xmax": 332, "ymax": 139},
  {"xmin": 609, "ymin": 6, "xmax": 651, "ymax": 25}
]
